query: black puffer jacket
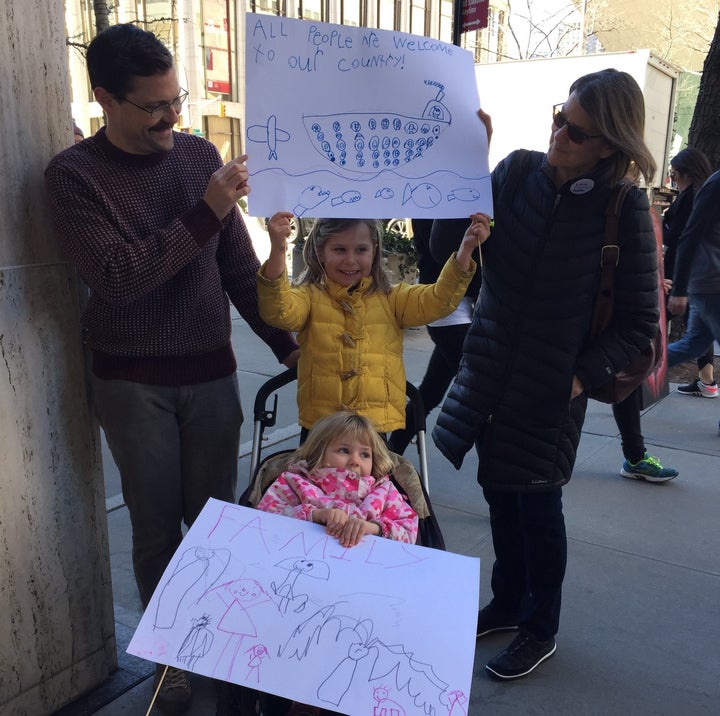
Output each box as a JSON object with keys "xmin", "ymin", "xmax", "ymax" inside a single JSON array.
[{"xmin": 432, "ymin": 150, "xmax": 659, "ymax": 490}]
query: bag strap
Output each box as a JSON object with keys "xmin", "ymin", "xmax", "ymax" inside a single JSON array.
[{"xmin": 591, "ymin": 182, "xmax": 633, "ymax": 336}]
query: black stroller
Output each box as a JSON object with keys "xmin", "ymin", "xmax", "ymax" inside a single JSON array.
[
  {"xmin": 241, "ymin": 367, "xmax": 444, "ymax": 547},
  {"xmin": 216, "ymin": 368, "xmax": 445, "ymax": 716}
]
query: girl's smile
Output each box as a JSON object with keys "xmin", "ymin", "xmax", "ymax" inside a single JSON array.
[{"xmin": 318, "ymin": 223, "xmax": 377, "ymax": 287}]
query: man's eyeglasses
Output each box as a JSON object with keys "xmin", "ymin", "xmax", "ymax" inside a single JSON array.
[
  {"xmin": 552, "ymin": 104, "xmax": 603, "ymax": 144},
  {"xmin": 119, "ymin": 89, "xmax": 189, "ymax": 119}
]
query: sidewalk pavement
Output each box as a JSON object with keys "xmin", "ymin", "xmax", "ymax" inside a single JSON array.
[{"xmin": 57, "ymin": 318, "xmax": 720, "ymax": 716}]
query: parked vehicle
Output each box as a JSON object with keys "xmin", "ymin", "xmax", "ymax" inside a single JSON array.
[{"xmin": 475, "ymin": 49, "xmax": 680, "ymax": 192}]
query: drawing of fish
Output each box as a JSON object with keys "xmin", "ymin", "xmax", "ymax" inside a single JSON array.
[
  {"xmin": 447, "ymin": 188, "xmax": 481, "ymax": 202},
  {"xmin": 246, "ymin": 114, "xmax": 291, "ymax": 160},
  {"xmin": 402, "ymin": 182, "xmax": 441, "ymax": 209},
  {"xmin": 303, "ymin": 80, "xmax": 451, "ymax": 173},
  {"xmin": 375, "ymin": 188, "xmax": 394, "ymax": 199},
  {"xmin": 293, "ymin": 185, "xmax": 331, "ymax": 217},
  {"xmin": 331, "ymin": 190, "xmax": 362, "ymax": 207}
]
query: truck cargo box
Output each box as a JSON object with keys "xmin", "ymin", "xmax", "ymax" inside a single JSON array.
[{"xmin": 475, "ymin": 50, "xmax": 679, "ymax": 188}]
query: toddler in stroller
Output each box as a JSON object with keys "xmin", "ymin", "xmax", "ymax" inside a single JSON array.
[
  {"xmin": 256, "ymin": 410, "xmax": 418, "ymax": 547},
  {"xmin": 216, "ymin": 409, "xmax": 445, "ymax": 715}
]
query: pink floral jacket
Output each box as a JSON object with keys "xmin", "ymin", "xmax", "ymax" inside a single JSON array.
[{"xmin": 256, "ymin": 463, "xmax": 419, "ymax": 544}]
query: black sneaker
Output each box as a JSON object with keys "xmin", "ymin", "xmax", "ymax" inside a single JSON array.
[
  {"xmin": 676, "ymin": 378, "xmax": 718, "ymax": 398},
  {"xmin": 153, "ymin": 665, "xmax": 192, "ymax": 714},
  {"xmin": 485, "ymin": 632, "xmax": 556, "ymax": 680},
  {"xmin": 476, "ymin": 603, "xmax": 519, "ymax": 638}
]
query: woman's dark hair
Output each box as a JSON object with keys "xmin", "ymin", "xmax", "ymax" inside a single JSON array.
[
  {"xmin": 86, "ymin": 23, "xmax": 174, "ymax": 97},
  {"xmin": 670, "ymin": 147, "xmax": 713, "ymax": 189},
  {"xmin": 570, "ymin": 68, "xmax": 656, "ymax": 187}
]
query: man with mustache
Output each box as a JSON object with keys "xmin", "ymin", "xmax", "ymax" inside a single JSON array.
[{"xmin": 45, "ymin": 24, "xmax": 298, "ymax": 714}]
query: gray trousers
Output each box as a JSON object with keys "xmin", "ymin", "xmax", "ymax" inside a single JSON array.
[{"xmin": 92, "ymin": 374, "xmax": 243, "ymax": 607}]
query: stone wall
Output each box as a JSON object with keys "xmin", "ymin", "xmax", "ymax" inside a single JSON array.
[{"xmin": 0, "ymin": 0, "xmax": 116, "ymax": 711}]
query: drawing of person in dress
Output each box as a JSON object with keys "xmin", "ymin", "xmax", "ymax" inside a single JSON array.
[
  {"xmin": 245, "ymin": 643, "xmax": 270, "ymax": 683},
  {"xmin": 209, "ymin": 578, "xmax": 270, "ymax": 681}
]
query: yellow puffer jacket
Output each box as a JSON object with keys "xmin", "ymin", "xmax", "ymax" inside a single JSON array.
[{"xmin": 257, "ymin": 254, "xmax": 475, "ymax": 431}]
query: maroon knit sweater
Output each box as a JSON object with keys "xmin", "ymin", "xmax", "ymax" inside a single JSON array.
[{"xmin": 45, "ymin": 128, "xmax": 296, "ymax": 385}]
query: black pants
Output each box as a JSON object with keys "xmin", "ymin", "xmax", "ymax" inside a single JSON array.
[
  {"xmin": 482, "ymin": 486, "xmax": 566, "ymax": 642},
  {"xmin": 388, "ymin": 323, "xmax": 469, "ymax": 454},
  {"xmin": 612, "ymin": 386, "xmax": 646, "ymax": 464},
  {"xmin": 697, "ymin": 343, "xmax": 716, "ymax": 372}
]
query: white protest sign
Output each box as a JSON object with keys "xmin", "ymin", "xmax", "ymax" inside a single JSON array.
[
  {"xmin": 244, "ymin": 12, "xmax": 491, "ymax": 220},
  {"xmin": 128, "ymin": 498, "xmax": 479, "ymax": 715}
]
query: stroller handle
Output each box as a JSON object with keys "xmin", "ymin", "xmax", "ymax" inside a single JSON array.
[
  {"xmin": 404, "ymin": 381, "xmax": 427, "ymax": 435},
  {"xmin": 253, "ymin": 366, "xmax": 297, "ymax": 425},
  {"xmin": 253, "ymin": 366, "xmax": 426, "ymax": 434},
  {"xmin": 250, "ymin": 366, "xmax": 430, "ymax": 492}
]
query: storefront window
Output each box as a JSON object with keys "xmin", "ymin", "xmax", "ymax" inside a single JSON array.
[
  {"xmin": 377, "ymin": 0, "xmax": 395, "ymax": 30},
  {"xmin": 251, "ymin": 0, "xmax": 281, "ymax": 15},
  {"xmin": 410, "ymin": 0, "xmax": 428, "ymax": 36},
  {"xmin": 342, "ymin": 0, "xmax": 361, "ymax": 26},
  {"xmin": 203, "ymin": 0, "xmax": 231, "ymax": 95},
  {"xmin": 300, "ymin": 0, "xmax": 324, "ymax": 21},
  {"xmin": 439, "ymin": 0, "xmax": 453, "ymax": 43}
]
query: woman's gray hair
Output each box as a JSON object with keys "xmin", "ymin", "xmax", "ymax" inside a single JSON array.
[{"xmin": 570, "ymin": 68, "xmax": 656, "ymax": 187}]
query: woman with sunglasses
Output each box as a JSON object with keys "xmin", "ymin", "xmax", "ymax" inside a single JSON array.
[{"xmin": 432, "ymin": 69, "xmax": 659, "ymax": 679}]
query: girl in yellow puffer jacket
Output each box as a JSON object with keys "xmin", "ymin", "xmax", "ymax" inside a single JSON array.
[{"xmin": 257, "ymin": 213, "xmax": 490, "ymax": 433}]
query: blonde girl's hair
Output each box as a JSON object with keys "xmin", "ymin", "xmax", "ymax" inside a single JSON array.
[
  {"xmin": 290, "ymin": 411, "xmax": 394, "ymax": 479},
  {"xmin": 569, "ymin": 68, "xmax": 656, "ymax": 187},
  {"xmin": 296, "ymin": 218, "xmax": 392, "ymax": 294}
]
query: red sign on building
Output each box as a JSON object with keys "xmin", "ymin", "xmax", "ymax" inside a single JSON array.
[
  {"xmin": 462, "ymin": 0, "xmax": 489, "ymax": 33},
  {"xmin": 203, "ymin": 0, "xmax": 232, "ymax": 96}
]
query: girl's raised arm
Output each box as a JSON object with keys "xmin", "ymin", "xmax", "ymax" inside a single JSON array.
[
  {"xmin": 263, "ymin": 211, "xmax": 295, "ymax": 280},
  {"xmin": 456, "ymin": 212, "xmax": 492, "ymax": 270}
]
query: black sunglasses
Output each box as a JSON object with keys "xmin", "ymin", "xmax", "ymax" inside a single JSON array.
[{"xmin": 552, "ymin": 104, "xmax": 603, "ymax": 144}]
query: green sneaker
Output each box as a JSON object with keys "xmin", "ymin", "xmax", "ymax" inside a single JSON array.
[{"xmin": 620, "ymin": 453, "xmax": 678, "ymax": 483}]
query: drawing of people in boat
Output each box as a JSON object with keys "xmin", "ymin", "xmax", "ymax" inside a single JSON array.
[{"xmin": 303, "ymin": 80, "xmax": 451, "ymax": 173}]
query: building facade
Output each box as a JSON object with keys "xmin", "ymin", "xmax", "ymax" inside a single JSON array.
[{"xmin": 65, "ymin": 0, "xmax": 511, "ymax": 159}]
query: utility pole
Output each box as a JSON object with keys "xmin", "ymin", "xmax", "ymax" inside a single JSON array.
[{"xmin": 453, "ymin": 0, "xmax": 463, "ymax": 46}]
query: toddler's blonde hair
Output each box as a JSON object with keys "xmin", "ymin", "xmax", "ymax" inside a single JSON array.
[{"xmin": 292, "ymin": 411, "xmax": 393, "ymax": 478}]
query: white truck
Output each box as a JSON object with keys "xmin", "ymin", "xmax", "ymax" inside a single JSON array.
[{"xmin": 475, "ymin": 49, "xmax": 680, "ymax": 190}]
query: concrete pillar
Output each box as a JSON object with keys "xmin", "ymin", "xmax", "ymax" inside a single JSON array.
[{"xmin": 0, "ymin": 1, "xmax": 116, "ymax": 712}]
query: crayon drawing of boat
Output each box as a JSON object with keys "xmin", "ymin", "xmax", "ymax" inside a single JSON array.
[{"xmin": 302, "ymin": 80, "xmax": 451, "ymax": 173}]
